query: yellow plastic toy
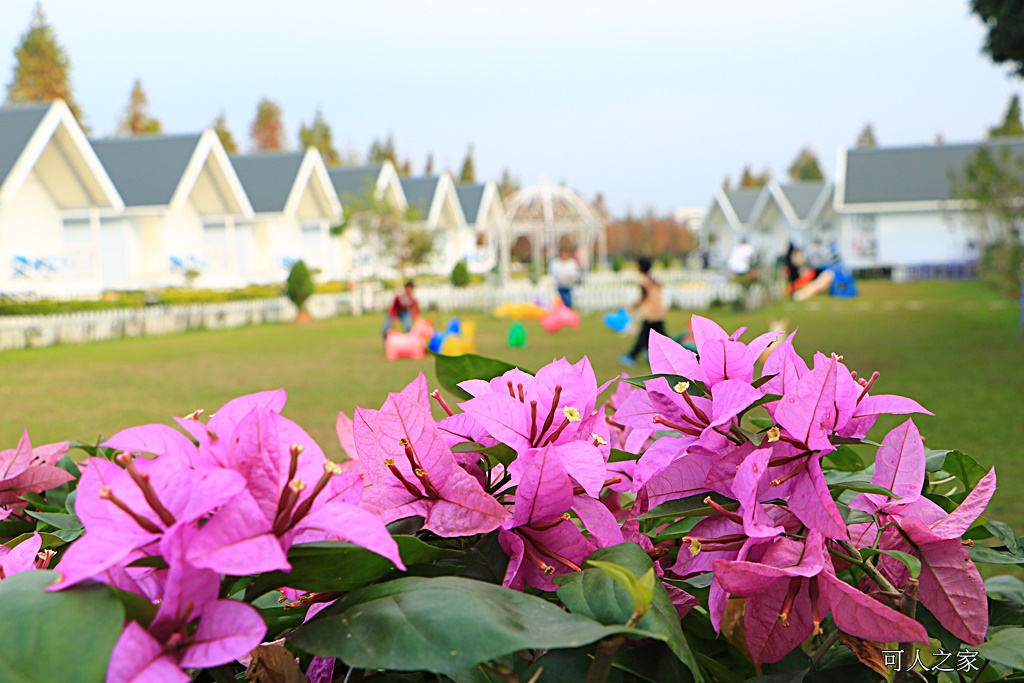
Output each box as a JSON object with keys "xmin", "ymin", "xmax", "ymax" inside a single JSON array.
[
  {"xmin": 439, "ymin": 320, "xmax": 477, "ymax": 356},
  {"xmin": 493, "ymin": 301, "xmax": 548, "ymax": 320}
]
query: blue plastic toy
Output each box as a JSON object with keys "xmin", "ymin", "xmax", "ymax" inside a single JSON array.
[{"xmin": 604, "ymin": 308, "xmax": 632, "ymax": 334}]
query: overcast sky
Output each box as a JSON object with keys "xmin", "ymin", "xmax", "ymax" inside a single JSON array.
[{"xmin": 0, "ymin": 1, "xmax": 1019, "ymax": 214}]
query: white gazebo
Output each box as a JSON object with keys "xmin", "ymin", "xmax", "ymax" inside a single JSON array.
[{"xmin": 499, "ymin": 182, "xmax": 607, "ymax": 282}]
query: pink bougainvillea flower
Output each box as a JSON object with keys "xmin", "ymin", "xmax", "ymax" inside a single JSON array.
[
  {"xmin": 460, "ymin": 359, "xmax": 613, "ymax": 496},
  {"xmin": 498, "ymin": 445, "xmax": 595, "ymax": 591},
  {"xmin": 52, "ymin": 450, "xmax": 246, "ymax": 589},
  {"xmin": 186, "ymin": 406, "xmax": 402, "ymax": 575},
  {"xmin": 647, "ymin": 319, "xmax": 781, "ymax": 388},
  {"xmin": 0, "ymin": 532, "xmax": 52, "ymax": 579},
  {"xmin": 0, "ymin": 428, "xmax": 72, "ymax": 515},
  {"xmin": 353, "ymin": 374, "xmax": 509, "ymax": 536},
  {"xmin": 850, "ymin": 419, "xmax": 924, "ymax": 514},
  {"xmin": 715, "ymin": 531, "xmax": 928, "ymax": 665}
]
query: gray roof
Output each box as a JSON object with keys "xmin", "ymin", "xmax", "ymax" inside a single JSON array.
[
  {"xmin": 777, "ymin": 183, "xmax": 826, "ymax": 221},
  {"xmin": 455, "ymin": 184, "xmax": 486, "ymax": 224},
  {"xmin": 327, "ymin": 164, "xmax": 383, "ymax": 201},
  {"xmin": 0, "ymin": 104, "xmax": 51, "ymax": 189},
  {"xmin": 230, "ymin": 152, "xmax": 304, "ymax": 213},
  {"xmin": 400, "ymin": 176, "xmax": 440, "ymax": 216},
  {"xmin": 724, "ymin": 188, "xmax": 762, "ymax": 224},
  {"xmin": 91, "ymin": 134, "xmax": 202, "ymax": 207},
  {"xmin": 844, "ymin": 139, "xmax": 1024, "ymax": 205}
]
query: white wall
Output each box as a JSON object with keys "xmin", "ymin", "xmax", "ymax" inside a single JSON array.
[{"xmin": 839, "ymin": 210, "xmax": 975, "ymax": 269}]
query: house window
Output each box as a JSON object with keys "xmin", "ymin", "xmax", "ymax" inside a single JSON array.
[
  {"xmin": 853, "ymin": 215, "xmax": 877, "ymax": 259},
  {"xmin": 203, "ymin": 222, "xmax": 229, "ymax": 274}
]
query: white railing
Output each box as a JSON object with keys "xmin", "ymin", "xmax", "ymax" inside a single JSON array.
[{"xmin": 0, "ymin": 271, "xmax": 755, "ymax": 352}]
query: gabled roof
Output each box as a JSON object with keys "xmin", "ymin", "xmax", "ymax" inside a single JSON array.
[
  {"xmin": 838, "ymin": 139, "xmax": 1024, "ymax": 208},
  {"xmin": 327, "ymin": 164, "xmax": 384, "ymax": 200},
  {"xmin": 92, "ymin": 134, "xmax": 203, "ymax": 207},
  {"xmin": 455, "ymin": 183, "xmax": 486, "ymax": 224},
  {"xmin": 0, "ymin": 105, "xmax": 49, "ymax": 190},
  {"xmin": 724, "ymin": 188, "xmax": 763, "ymax": 224},
  {"xmin": 776, "ymin": 183, "xmax": 826, "ymax": 221},
  {"xmin": 230, "ymin": 152, "xmax": 305, "ymax": 213},
  {"xmin": 91, "ymin": 130, "xmax": 252, "ymax": 216},
  {"xmin": 0, "ymin": 100, "xmax": 123, "ymax": 210},
  {"xmin": 400, "ymin": 176, "xmax": 440, "ymax": 217}
]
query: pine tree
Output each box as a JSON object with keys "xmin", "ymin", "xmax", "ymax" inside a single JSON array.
[
  {"xmin": 855, "ymin": 123, "xmax": 877, "ymax": 148},
  {"xmin": 989, "ymin": 94, "xmax": 1024, "ymax": 138},
  {"xmin": 116, "ymin": 79, "xmax": 162, "ymax": 136},
  {"xmin": 298, "ymin": 108, "xmax": 339, "ymax": 164},
  {"xmin": 368, "ymin": 135, "xmax": 398, "ymax": 166},
  {"xmin": 250, "ymin": 98, "xmax": 286, "ymax": 152},
  {"xmin": 212, "ymin": 111, "xmax": 238, "ymax": 154},
  {"xmin": 739, "ymin": 166, "xmax": 769, "ymax": 188},
  {"xmin": 497, "ymin": 169, "xmax": 520, "ymax": 199},
  {"xmin": 787, "ymin": 148, "xmax": 825, "ymax": 182},
  {"xmin": 424, "ymin": 153, "xmax": 434, "ymax": 176},
  {"xmin": 5, "ymin": 3, "xmax": 86, "ymax": 127},
  {"xmin": 459, "ymin": 144, "xmax": 476, "ymax": 184}
]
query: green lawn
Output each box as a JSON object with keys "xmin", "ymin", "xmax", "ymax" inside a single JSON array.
[{"xmin": 2, "ymin": 279, "xmax": 1022, "ymax": 526}]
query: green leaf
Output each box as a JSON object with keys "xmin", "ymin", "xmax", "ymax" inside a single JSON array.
[
  {"xmin": 25, "ymin": 510, "xmax": 82, "ymax": 530},
  {"xmin": 986, "ymin": 521, "xmax": 1019, "ymax": 554},
  {"xmin": 648, "ymin": 516, "xmax": 701, "ymax": 543},
  {"xmin": 554, "ymin": 543, "xmax": 703, "ymax": 682},
  {"xmin": 748, "ymin": 416, "xmax": 774, "ymax": 430},
  {"xmin": 827, "ymin": 481, "xmax": 900, "ymax": 499},
  {"xmin": 609, "ymin": 448, "xmax": 640, "ymax": 463},
  {"xmin": 289, "ymin": 575, "xmax": 658, "ymax": 675},
  {"xmin": 634, "ymin": 492, "xmax": 738, "ymax": 521},
  {"xmin": 0, "ymin": 520, "xmax": 35, "ymax": 538},
  {"xmin": 751, "ymin": 373, "xmax": 778, "ymax": 389},
  {"xmin": 126, "ymin": 555, "xmax": 170, "ymax": 569},
  {"xmin": 451, "ymin": 441, "xmax": 518, "ymax": 467},
  {"xmin": 976, "ymin": 627, "xmax": 1024, "ymax": 669},
  {"xmin": 456, "ymin": 533, "xmax": 510, "ymax": 584},
  {"xmin": 989, "ymin": 598, "xmax": 1024, "ymax": 628},
  {"xmin": 823, "ymin": 445, "xmax": 866, "ymax": 472},
  {"xmin": 969, "ymin": 545, "xmax": 1024, "ymax": 565},
  {"xmin": 987, "ymin": 575, "xmax": 1024, "ymax": 604},
  {"xmin": 434, "ymin": 353, "xmax": 522, "ymax": 401},
  {"xmin": 943, "ymin": 450, "xmax": 987, "ymax": 491},
  {"xmin": 3, "ymin": 531, "xmax": 67, "ymax": 550},
  {"xmin": 924, "ymin": 449, "xmax": 950, "ymax": 473},
  {"xmin": 861, "ymin": 548, "xmax": 921, "ymax": 578},
  {"xmin": 586, "ymin": 560, "xmax": 655, "ymax": 619},
  {"xmin": 623, "ymin": 374, "xmax": 708, "ymax": 396},
  {"xmin": 247, "ymin": 535, "xmax": 463, "ymax": 599},
  {"xmin": 111, "ymin": 587, "xmax": 158, "ymax": 628},
  {"xmin": 0, "ymin": 570, "xmax": 124, "ymax": 683}
]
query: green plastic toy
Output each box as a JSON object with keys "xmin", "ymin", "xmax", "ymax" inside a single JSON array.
[{"xmin": 508, "ymin": 322, "xmax": 527, "ymax": 348}]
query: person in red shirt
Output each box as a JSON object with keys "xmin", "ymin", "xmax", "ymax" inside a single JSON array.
[{"xmin": 382, "ymin": 280, "xmax": 420, "ymax": 338}]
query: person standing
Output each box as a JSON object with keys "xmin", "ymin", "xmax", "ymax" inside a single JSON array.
[
  {"xmin": 550, "ymin": 247, "xmax": 581, "ymax": 309},
  {"xmin": 382, "ymin": 280, "xmax": 420, "ymax": 338},
  {"xmin": 727, "ymin": 237, "xmax": 755, "ymax": 276},
  {"xmin": 621, "ymin": 256, "xmax": 667, "ymax": 367}
]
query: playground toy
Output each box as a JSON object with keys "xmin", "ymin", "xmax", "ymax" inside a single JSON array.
[
  {"xmin": 540, "ymin": 297, "xmax": 580, "ymax": 333},
  {"xmin": 493, "ymin": 301, "xmax": 548, "ymax": 320},
  {"xmin": 431, "ymin": 318, "xmax": 477, "ymax": 356},
  {"xmin": 385, "ymin": 318, "xmax": 434, "ymax": 361},
  {"xmin": 508, "ymin": 322, "xmax": 527, "ymax": 348},
  {"xmin": 603, "ymin": 308, "xmax": 632, "ymax": 334}
]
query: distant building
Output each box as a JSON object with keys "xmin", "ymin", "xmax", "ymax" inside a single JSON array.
[
  {"xmin": 701, "ymin": 187, "xmax": 766, "ymax": 268},
  {"xmin": 230, "ymin": 149, "xmax": 341, "ymax": 283},
  {"xmin": 326, "ymin": 161, "xmax": 407, "ymax": 280},
  {"xmin": 0, "ymin": 101, "xmax": 123, "ymax": 297},
  {"xmin": 91, "ymin": 130, "xmax": 253, "ymax": 289},
  {"xmin": 399, "ymin": 173, "xmax": 472, "ymax": 276},
  {"xmin": 455, "ymin": 181, "xmax": 505, "ymax": 273}
]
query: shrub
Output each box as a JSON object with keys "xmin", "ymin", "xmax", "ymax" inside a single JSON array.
[
  {"xmin": 286, "ymin": 260, "xmax": 315, "ymax": 312},
  {"xmin": 450, "ymin": 259, "xmax": 470, "ymax": 288},
  {"xmin": 611, "ymin": 255, "xmax": 624, "ymax": 272}
]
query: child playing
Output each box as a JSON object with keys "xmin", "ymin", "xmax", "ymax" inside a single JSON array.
[{"xmin": 621, "ymin": 256, "xmax": 666, "ymax": 366}]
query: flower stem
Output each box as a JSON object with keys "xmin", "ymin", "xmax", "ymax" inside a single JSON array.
[
  {"xmin": 895, "ymin": 577, "xmax": 919, "ymax": 683},
  {"xmin": 585, "ymin": 634, "xmax": 626, "ymax": 683},
  {"xmin": 836, "ymin": 540, "xmax": 898, "ymax": 594},
  {"xmin": 810, "ymin": 629, "xmax": 841, "ymax": 668}
]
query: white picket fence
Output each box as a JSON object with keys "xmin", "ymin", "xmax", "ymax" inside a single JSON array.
[{"xmin": 0, "ymin": 271, "xmax": 757, "ymax": 352}]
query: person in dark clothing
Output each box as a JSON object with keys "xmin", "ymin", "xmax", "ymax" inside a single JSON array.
[
  {"xmin": 382, "ymin": 280, "xmax": 420, "ymax": 338},
  {"xmin": 621, "ymin": 257, "xmax": 667, "ymax": 366}
]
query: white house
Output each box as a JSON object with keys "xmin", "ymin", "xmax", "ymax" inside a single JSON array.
[
  {"xmin": 455, "ymin": 181, "xmax": 504, "ymax": 274},
  {"xmin": 399, "ymin": 173, "xmax": 472, "ymax": 276},
  {"xmin": 91, "ymin": 130, "xmax": 253, "ymax": 289},
  {"xmin": 327, "ymin": 161, "xmax": 407, "ymax": 280},
  {"xmin": 759, "ymin": 180, "xmax": 834, "ymax": 262},
  {"xmin": 230, "ymin": 149, "xmax": 342, "ymax": 284},
  {"xmin": 0, "ymin": 101, "xmax": 124, "ymax": 297},
  {"xmin": 833, "ymin": 141, "xmax": 1019, "ymax": 270},
  {"xmin": 701, "ymin": 187, "xmax": 767, "ymax": 268}
]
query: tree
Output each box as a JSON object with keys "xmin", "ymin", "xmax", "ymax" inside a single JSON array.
[
  {"xmin": 116, "ymin": 79, "xmax": 162, "ymax": 136},
  {"xmin": 341, "ymin": 189, "xmax": 436, "ymax": 277},
  {"xmin": 5, "ymin": 3, "xmax": 85, "ymax": 127},
  {"xmin": 298, "ymin": 109, "xmax": 339, "ymax": 165},
  {"xmin": 250, "ymin": 98, "xmax": 286, "ymax": 152},
  {"xmin": 286, "ymin": 260, "xmax": 315, "ymax": 318},
  {"xmin": 739, "ymin": 166, "xmax": 769, "ymax": 188},
  {"xmin": 787, "ymin": 148, "xmax": 825, "ymax": 181},
  {"xmin": 212, "ymin": 111, "xmax": 238, "ymax": 155},
  {"xmin": 368, "ymin": 135, "xmax": 397, "ymax": 166},
  {"xmin": 990, "ymin": 94, "xmax": 1024, "ymax": 138},
  {"xmin": 459, "ymin": 145, "xmax": 476, "ymax": 184},
  {"xmin": 971, "ymin": 0, "xmax": 1024, "ymax": 77},
  {"xmin": 424, "ymin": 153, "xmax": 434, "ymax": 176},
  {"xmin": 855, "ymin": 123, "xmax": 877, "ymax": 148},
  {"xmin": 497, "ymin": 168, "xmax": 520, "ymax": 199}
]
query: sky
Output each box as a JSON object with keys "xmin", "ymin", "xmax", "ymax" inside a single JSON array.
[{"xmin": 0, "ymin": 1, "xmax": 1020, "ymax": 215}]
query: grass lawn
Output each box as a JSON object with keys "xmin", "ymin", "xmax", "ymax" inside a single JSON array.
[{"xmin": 1, "ymin": 279, "xmax": 1022, "ymax": 527}]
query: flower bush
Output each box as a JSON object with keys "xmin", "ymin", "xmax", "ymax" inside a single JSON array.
[{"xmin": 2, "ymin": 314, "xmax": 1023, "ymax": 683}]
